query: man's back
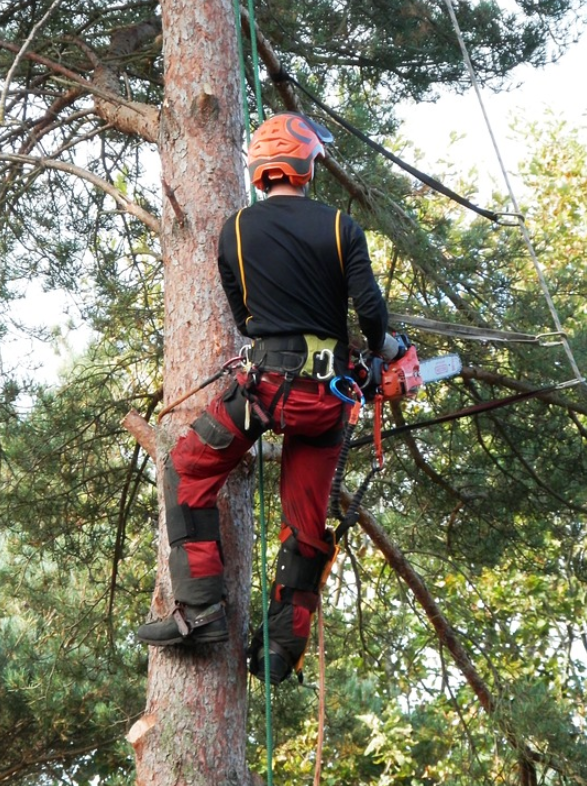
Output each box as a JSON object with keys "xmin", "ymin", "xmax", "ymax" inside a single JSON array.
[{"xmin": 218, "ymin": 195, "xmax": 387, "ymax": 350}]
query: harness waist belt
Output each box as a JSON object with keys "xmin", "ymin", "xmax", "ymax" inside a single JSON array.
[{"xmin": 249, "ymin": 334, "xmax": 348, "ymax": 380}]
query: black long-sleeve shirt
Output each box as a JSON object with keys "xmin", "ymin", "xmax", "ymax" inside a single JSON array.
[{"xmin": 217, "ymin": 195, "xmax": 388, "ymax": 351}]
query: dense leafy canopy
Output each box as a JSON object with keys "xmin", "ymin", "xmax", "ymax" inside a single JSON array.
[{"xmin": 1, "ymin": 0, "xmax": 587, "ymax": 783}]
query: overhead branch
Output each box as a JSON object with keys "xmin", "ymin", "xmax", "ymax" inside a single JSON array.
[
  {"xmin": 92, "ymin": 18, "xmax": 162, "ymax": 143},
  {"xmin": 339, "ymin": 485, "xmax": 548, "ymax": 779},
  {"xmin": 16, "ymin": 90, "xmax": 87, "ymax": 155},
  {"xmin": 0, "ymin": 38, "xmax": 160, "ymax": 143},
  {"xmin": 0, "ymin": 153, "xmax": 161, "ymax": 233},
  {"xmin": 0, "ymin": 0, "xmax": 63, "ymax": 124}
]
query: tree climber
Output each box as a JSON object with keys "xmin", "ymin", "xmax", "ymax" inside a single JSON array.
[{"xmin": 137, "ymin": 112, "xmax": 401, "ymax": 684}]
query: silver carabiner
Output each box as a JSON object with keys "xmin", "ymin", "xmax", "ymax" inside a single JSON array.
[{"xmin": 315, "ymin": 348, "xmax": 335, "ymax": 380}]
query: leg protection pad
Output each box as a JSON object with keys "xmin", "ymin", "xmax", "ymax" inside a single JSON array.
[
  {"xmin": 164, "ymin": 457, "xmax": 221, "ymax": 547},
  {"xmin": 274, "ymin": 529, "xmax": 335, "ymax": 604},
  {"xmin": 248, "ymin": 529, "xmax": 336, "ymax": 685},
  {"xmin": 192, "ymin": 410, "xmax": 235, "ymax": 450},
  {"xmin": 248, "ymin": 602, "xmax": 304, "ymax": 685},
  {"xmin": 169, "ymin": 547, "xmax": 225, "ymax": 606}
]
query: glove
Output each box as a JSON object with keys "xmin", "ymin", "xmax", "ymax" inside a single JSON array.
[
  {"xmin": 378, "ymin": 333, "xmax": 400, "ymax": 361},
  {"xmin": 378, "ymin": 332, "xmax": 410, "ymax": 362}
]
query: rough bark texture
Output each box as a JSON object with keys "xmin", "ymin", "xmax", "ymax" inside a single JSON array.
[
  {"xmin": 92, "ymin": 18, "xmax": 162, "ymax": 143},
  {"xmin": 129, "ymin": 2, "xmax": 253, "ymax": 784}
]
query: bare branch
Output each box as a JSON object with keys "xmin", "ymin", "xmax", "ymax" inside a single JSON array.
[
  {"xmin": 0, "ymin": 0, "xmax": 64, "ymax": 124},
  {"xmin": 121, "ymin": 409, "xmax": 157, "ymax": 460},
  {"xmin": 338, "ymin": 485, "xmax": 552, "ymax": 776},
  {"xmin": 0, "ymin": 152, "xmax": 160, "ymax": 233},
  {"xmin": 340, "ymin": 484, "xmax": 496, "ymax": 713}
]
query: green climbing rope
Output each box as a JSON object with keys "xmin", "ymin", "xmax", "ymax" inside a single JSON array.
[
  {"xmin": 247, "ymin": 0, "xmax": 264, "ymax": 124},
  {"xmin": 257, "ymin": 441, "xmax": 274, "ymax": 786},
  {"xmin": 232, "ymin": 2, "xmax": 274, "ymax": 783}
]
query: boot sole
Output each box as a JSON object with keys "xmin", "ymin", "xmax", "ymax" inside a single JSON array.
[{"xmin": 138, "ymin": 623, "xmax": 229, "ymax": 647}]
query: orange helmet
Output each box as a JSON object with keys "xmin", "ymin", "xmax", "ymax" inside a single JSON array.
[{"xmin": 247, "ymin": 113, "xmax": 333, "ymax": 189}]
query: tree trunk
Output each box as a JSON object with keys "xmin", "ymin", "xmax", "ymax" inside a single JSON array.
[{"xmin": 129, "ymin": 2, "xmax": 253, "ymax": 784}]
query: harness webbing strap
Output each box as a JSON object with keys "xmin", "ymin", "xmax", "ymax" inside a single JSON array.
[{"xmin": 386, "ymin": 311, "xmax": 566, "ymax": 345}]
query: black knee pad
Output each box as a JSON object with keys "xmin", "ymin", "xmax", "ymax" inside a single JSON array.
[
  {"xmin": 275, "ymin": 529, "xmax": 334, "ymax": 597},
  {"xmin": 221, "ymin": 378, "xmax": 269, "ymax": 440},
  {"xmin": 164, "ymin": 457, "xmax": 221, "ymax": 547}
]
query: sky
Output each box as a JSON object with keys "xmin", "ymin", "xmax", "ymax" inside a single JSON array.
[
  {"xmin": 2, "ymin": 23, "xmax": 586, "ymax": 390},
  {"xmin": 395, "ymin": 28, "xmax": 587, "ymax": 196}
]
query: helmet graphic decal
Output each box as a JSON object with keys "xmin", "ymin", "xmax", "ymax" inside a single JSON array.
[{"xmin": 247, "ymin": 112, "xmax": 332, "ymax": 189}]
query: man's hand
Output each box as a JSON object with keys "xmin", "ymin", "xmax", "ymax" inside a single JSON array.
[
  {"xmin": 378, "ymin": 332, "xmax": 411, "ymax": 361},
  {"xmin": 379, "ymin": 333, "xmax": 399, "ymax": 360},
  {"xmin": 378, "ymin": 333, "xmax": 402, "ymax": 361}
]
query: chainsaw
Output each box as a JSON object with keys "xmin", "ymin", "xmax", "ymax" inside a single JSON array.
[
  {"xmin": 329, "ymin": 334, "xmax": 462, "ymax": 537},
  {"xmin": 334, "ymin": 334, "xmax": 462, "ymax": 469},
  {"xmin": 352, "ymin": 334, "xmax": 462, "ymax": 404}
]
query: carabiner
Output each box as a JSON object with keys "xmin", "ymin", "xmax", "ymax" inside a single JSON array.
[
  {"xmin": 315, "ymin": 348, "xmax": 335, "ymax": 380},
  {"xmin": 330, "ymin": 375, "xmax": 365, "ymax": 407}
]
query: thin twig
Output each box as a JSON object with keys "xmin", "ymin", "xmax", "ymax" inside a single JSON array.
[{"xmin": 0, "ymin": 0, "xmax": 64, "ymax": 124}]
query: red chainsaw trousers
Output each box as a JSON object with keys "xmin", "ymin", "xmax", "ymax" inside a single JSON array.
[{"xmin": 168, "ymin": 371, "xmax": 347, "ymax": 640}]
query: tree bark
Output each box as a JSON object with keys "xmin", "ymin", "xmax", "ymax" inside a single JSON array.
[
  {"xmin": 128, "ymin": 2, "xmax": 254, "ymax": 784},
  {"xmin": 93, "ymin": 18, "xmax": 162, "ymax": 143}
]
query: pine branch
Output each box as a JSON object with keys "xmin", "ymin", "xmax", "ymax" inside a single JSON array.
[
  {"xmin": 0, "ymin": 37, "xmax": 160, "ymax": 143},
  {"xmin": 0, "ymin": 152, "xmax": 160, "ymax": 233}
]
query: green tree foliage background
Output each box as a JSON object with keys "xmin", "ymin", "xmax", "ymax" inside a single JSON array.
[{"xmin": 1, "ymin": 0, "xmax": 587, "ymax": 783}]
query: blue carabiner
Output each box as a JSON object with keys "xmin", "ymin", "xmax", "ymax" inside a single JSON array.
[{"xmin": 330, "ymin": 376, "xmax": 365, "ymax": 407}]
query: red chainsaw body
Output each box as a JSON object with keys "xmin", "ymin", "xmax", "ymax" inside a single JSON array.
[{"xmin": 379, "ymin": 344, "xmax": 422, "ymax": 401}]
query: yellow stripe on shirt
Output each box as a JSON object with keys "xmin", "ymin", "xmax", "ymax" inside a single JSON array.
[
  {"xmin": 335, "ymin": 209, "xmax": 344, "ymax": 273},
  {"xmin": 235, "ymin": 208, "xmax": 248, "ymax": 307}
]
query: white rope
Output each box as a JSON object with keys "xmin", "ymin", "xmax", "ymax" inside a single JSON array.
[{"xmin": 442, "ymin": 0, "xmax": 585, "ymax": 385}]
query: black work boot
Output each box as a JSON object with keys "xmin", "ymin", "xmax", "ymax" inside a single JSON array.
[{"xmin": 136, "ymin": 602, "xmax": 228, "ymax": 647}]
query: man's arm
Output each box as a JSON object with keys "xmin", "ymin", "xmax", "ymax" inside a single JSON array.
[
  {"xmin": 217, "ymin": 220, "xmax": 251, "ymax": 336},
  {"xmin": 342, "ymin": 217, "xmax": 388, "ymax": 351}
]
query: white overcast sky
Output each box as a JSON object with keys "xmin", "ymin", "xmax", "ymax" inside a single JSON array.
[{"xmin": 395, "ymin": 26, "xmax": 587, "ymax": 192}]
